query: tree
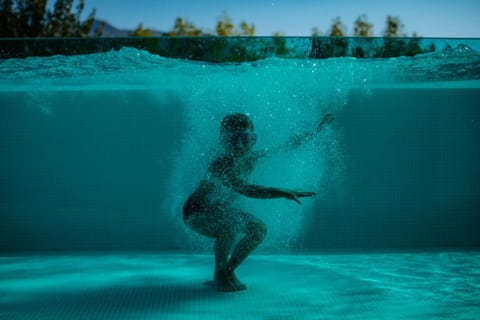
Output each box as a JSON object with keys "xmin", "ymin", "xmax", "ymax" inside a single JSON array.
[
  {"xmin": 380, "ymin": 15, "xmax": 429, "ymax": 57},
  {"xmin": 45, "ymin": 0, "xmax": 96, "ymax": 37},
  {"xmin": 353, "ymin": 14, "xmax": 373, "ymax": 37},
  {"xmin": 311, "ymin": 27, "xmax": 322, "ymax": 36},
  {"xmin": 1, "ymin": 0, "xmax": 47, "ymax": 37},
  {"xmin": 271, "ymin": 32, "xmax": 288, "ymax": 56},
  {"xmin": 0, "ymin": 0, "xmax": 102, "ymax": 37},
  {"xmin": 164, "ymin": 17, "xmax": 203, "ymax": 36},
  {"xmin": 329, "ymin": 17, "xmax": 346, "ymax": 36},
  {"xmin": 216, "ymin": 13, "xmax": 234, "ymax": 36},
  {"xmin": 311, "ymin": 17, "xmax": 348, "ymax": 58},
  {"xmin": 216, "ymin": 12, "xmax": 255, "ymax": 36},
  {"xmin": 383, "ymin": 15, "xmax": 405, "ymax": 37},
  {"xmin": 129, "ymin": 23, "xmax": 156, "ymax": 37},
  {"xmin": 239, "ymin": 20, "xmax": 255, "ymax": 36}
]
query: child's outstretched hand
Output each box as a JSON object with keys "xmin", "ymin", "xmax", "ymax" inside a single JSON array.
[
  {"xmin": 282, "ymin": 189, "xmax": 316, "ymax": 204},
  {"xmin": 316, "ymin": 113, "xmax": 335, "ymax": 132}
]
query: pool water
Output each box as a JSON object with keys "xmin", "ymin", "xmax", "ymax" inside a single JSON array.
[{"xmin": 0, "ymin": 39, "xmax": 479, "ymax": 319}]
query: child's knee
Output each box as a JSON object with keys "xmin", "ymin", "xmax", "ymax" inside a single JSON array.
[
  {"xmin": 248, "ymin": 221, "xmax": 267, "ymax": 241},
  {"xmin": 218, "ymin": 228, "xmax": 236, "ymax": 240}
]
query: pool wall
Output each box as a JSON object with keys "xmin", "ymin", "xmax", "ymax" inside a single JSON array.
[
  {"xmin": 305, "ymin": 88, "xmax": 480, "ymax": 248},
  {"xmin": 1, "ymin": 87, "xmax": 478, "ymax": 251}
]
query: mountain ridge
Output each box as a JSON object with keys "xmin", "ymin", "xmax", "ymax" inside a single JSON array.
[{"xmin": 91, "ymin": 19, "xmax": 164, "ymax": 37}]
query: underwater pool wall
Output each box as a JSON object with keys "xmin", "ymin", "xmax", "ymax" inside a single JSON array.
[
  {"xmin": 0, "ymin": 37, "xmax": 479, "ymax": 252},
  {"xmin": 305, "ymin": 87, "xmax": 480, "ymax": 248}
]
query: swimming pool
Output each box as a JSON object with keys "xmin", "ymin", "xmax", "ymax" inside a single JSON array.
[{"xmin": 0, "ymin": 37, "xmax": 479, "ymax": 319}]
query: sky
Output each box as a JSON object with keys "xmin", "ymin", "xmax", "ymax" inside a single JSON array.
[{"xmin": 79, "ymin": 0, "xmax": 480, "ymax": 37}]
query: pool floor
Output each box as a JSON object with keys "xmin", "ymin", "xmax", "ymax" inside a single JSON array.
[{"xmin": 1, "ymin": 251, "xmax": 478, "ymax": 319}]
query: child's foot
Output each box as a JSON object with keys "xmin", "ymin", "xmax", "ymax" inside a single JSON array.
[
  {"xmin": 214, "ymin": 269, "xmax": 246, "ymax": 292},
  {"xmin": 214, "ymin": 270, "xmax": 237, "ymax": 292},
  {"xmin": 230, "ymin": 272, "xmax": 247, "ymax": 290}
]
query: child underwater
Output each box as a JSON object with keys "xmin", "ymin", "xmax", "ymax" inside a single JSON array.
[{"xmin": 183, "ymin": 112, "xmax": 334, "ymax": 292}]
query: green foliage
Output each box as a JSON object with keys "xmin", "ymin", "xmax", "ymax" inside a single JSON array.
[
  {"xmin": 353, "ymin": 14, "xmax": 373, "ymax": 37},
  {"xmin": 2, "ymin": 5, "xmax": 437, "ymax": 61},
  {"xmin": 383, "ymin": 15, "xmax": 405, "ymax": 37},
  {"xmin": 164, "ymin": 17, "xmax": 203, "ymax": 36},
  {"xmin": 273, "ymin": 36, "xmax": 288, "ymax": 56},
  {"xmin": 0, "ymin": 0, "xmax": 102, "ymax": 37},
  {"xmin": 310, "ymin": 37, "xmax": 349, "ymax": 58},
  {"xmin": 309, "ymin": 14, "xmax": 435, "ymax": 59},
  {"xmin": 311, "ymin": 14, "xmax": 413, "ymax": 38},
  {"xmin": 238, "ymin": 21, "xmax": 255, "ymax": 36},
  {"xmin": 310, "ymin": 17, "xmax": 349, "ymax": 58},
  {"xmin": 129, "ymin": 23, "xmax": 155, "ymax": 37},
  {"xmin": 45, "ymin": 0, "xmax": 94, "ymax": 36},
  {"xmin": 216, "ymin": 13, "xmax": 234, "ymax": 36},
  {"xmin": 1, "ymin": 0, "xmax": 47, "ymax": 37},
  {"xmin": 382, "ymin": 36, "xmax": 426, "ymax": 57},
  {"xmin": 163, "ymin": 13, "xmax": 255, "ymax": 37},
  {"xmin": 215, "ymin": 13, "xmax": 255, "ymax": 36},
  {"xmin": 311, "ymin": 27, "xmax": 321, "ymax": 36},
  {"xmin": 328, "ymin": 17, "xmax": 346, "ymax": 36}
]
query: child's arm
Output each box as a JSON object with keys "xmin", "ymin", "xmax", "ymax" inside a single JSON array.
[
  {"xmin": 234, "ymin": 182, "xmax": 316, "ymax": 204},
  {"xmin": 213, "ymin": 156, "xmax": 316, "ymax": 204},
  {"xmin": 227, "ymin": 173, "xmax": 315, "ymax": 204},
  {"xmin": 253, "ymin": 113, "xmax": 334, "ymax": 160},
  {"xmin": 288, "ymin": 113, "xmax": 334, "ymax": 149}
]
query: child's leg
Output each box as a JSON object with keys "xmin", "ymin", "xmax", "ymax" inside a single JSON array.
[
  {"xmin": 185, "ymin": 208, "xmax": 267, "ymax": 291},
  {"xmin": 227, "ymin": 209, "xmax": 267, "ymax": 272},
  {"xmin": 184, "ymin": 211, "xmax": 239, "ymax": 291},
  {"xmin": 214, "ymin": 229, "xmax": 236, "ymax": 273}
]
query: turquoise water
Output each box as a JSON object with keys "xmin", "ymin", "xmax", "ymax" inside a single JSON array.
[
  {"xmin": 0, "ymin": 41, "xmax": 479, "ymax": 319},
  {"xmin": 1, "ymin": 45, "xmax": 479, "ymax": 251}
]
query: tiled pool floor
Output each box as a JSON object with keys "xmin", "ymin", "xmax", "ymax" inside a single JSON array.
[{"xmin": 1, "ymin": 252, "xmax": 478, "ymax": 319}]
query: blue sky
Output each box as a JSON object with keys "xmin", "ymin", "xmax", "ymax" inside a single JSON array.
[{"xmin": 82, "ymin": 0, "xmax": 479, "ymax": 37}]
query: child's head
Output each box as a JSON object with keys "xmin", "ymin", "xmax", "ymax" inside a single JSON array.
[{"xmin": 220, "ymin": 113, "xmax": 257, "ymax": 155}]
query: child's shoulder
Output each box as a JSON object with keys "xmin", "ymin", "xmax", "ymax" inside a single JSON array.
[
  {"xmin": 211, "ymin": 155, "xmax": 234, "ymax": 166},
  {"xmin": 209, "ymin": 155, "xmax": 234, "ymax": 173}
]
